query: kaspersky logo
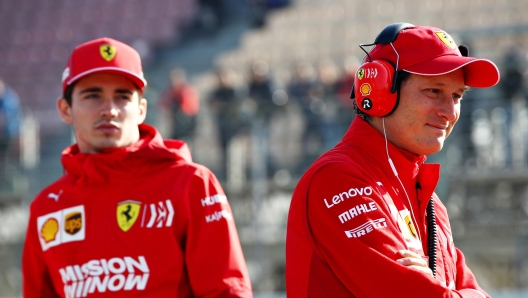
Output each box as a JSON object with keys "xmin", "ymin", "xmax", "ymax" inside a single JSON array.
[{"xmin": 59, "ymin": 256, "xmax": 149, "ymax": 297}]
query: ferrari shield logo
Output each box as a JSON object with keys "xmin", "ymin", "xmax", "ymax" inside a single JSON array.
[
  {"xmin": 435, "ymin": 32, "xmax": 457, "ymax": 50},
  {"xmin": 404, "ymin": 215, "xmax": 418, "ymax": 240},
  {"xmin": 100, "ymin": 44, "xmax": 117, "ymax": 62},
  {"xmin": 357, "ymin": 68, "xmax": 365, "ymax": 80},
  {"xmin": 117, "ymin": 201, "xmax": 141, "ymax": 232}
]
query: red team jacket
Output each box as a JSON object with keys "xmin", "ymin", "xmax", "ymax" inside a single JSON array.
[
  {"xmin": 22, "ymin": 124, "xmax": 252, "ymax": 298},
  {"xmin": 286, "ymin": 117, "xmax": 489, "ymax": 298}
]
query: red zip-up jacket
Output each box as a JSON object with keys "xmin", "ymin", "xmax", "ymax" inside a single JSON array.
[
  {"xmin": 23, "ymin": 124, "xmax": 252, "ymax": 298},
  {"xmin": 286, "ymin": 117, "xmax": 488, "ymax": 298}
]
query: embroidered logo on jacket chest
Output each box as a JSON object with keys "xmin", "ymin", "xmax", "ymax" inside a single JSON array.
[
  {"xmin": 117, "ymin": 199, "xmax": 175, "ymax": 231},
  {"xmin": 37, "ymin": 205, "xmax": 85, "ymax": 251}
]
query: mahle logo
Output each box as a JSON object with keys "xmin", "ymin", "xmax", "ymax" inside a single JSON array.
[{"xmin": 117, "ymin": 201, "xmax": 141, "ymax": 232}]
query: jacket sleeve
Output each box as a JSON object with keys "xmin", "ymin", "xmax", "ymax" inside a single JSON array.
[
  {"xmin": 22, "ymin": 203, "xmax": 60, "ymax": 298},
  {"xmin": 454, "ymin": 248, "xmax": 489, "ymax": 298},
  {"xmin": 184, "ymin": 166, "xmax": 253, "ymax": 298},
  {"xmin": 306, "ymin": 164, "xmax": 476, "ymax": 298}
]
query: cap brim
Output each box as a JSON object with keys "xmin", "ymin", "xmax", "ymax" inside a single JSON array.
[
  {"xmin": 66, "ymin": 67, "xmax": 147, "ymax": 90},
  {"xmin": 403, "ymin": 56, "xmax": 500, "ymax": 88}
]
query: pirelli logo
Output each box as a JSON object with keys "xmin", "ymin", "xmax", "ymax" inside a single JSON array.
[{"xmin": 345, "ymin": 218, "xmax": 387, "ymax": 238}]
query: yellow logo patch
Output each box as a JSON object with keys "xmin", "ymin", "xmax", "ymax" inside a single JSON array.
[
  {"xmin": 117, "ymin": 201, "xmax": 141, "ymax": 232},
  {"xmin": 359, "ymin": 83, "xmax": 372, "ymax": 96},
  {"xmin": 64, "ymin": 212, "xmax": 82, "ymax": 235},
  {"xmin": 357, "ymin": 68, "xmax": 365, "ymax": 80},
  {"xmin": 41, "ymin": 218, "xmax": 59, "ymax": 243},
  {"xmin": 435, "ymin": 32, "xmax": 457, "ymax": 50},
  {"xmin": 404, "ymin": 215, "xmax": 418, "ymax": 240},
  {"xmin": 100, "ymin": 44, "xmax": 117, "ymax": 62}
]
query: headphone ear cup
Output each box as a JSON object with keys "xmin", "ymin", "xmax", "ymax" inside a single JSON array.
[{"xmin": 354, "ymin": 60, "xmax": 397, "ymax": 117}]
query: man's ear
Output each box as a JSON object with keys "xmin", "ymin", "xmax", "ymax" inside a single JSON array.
[
  {"xmin": 57, "ymin": 98, "xmax": 73, "ymax": 125},
  {"xmin": 137, "ymin": 98, "xmax": 148, "ymax": 124}
]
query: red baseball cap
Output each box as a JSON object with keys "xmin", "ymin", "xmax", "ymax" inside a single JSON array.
[
  {"xmin": 61, "ymin": 37, "xmax": 147, "ymax": 94},
  {"xmin": 369, "ymin": 25, "xmax": 500, "ymax": 88}
]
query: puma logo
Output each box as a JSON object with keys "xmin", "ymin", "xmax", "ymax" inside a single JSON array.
[{"xmin": 47, "ymin": 190, "xmax": 63, "ymax": 202}]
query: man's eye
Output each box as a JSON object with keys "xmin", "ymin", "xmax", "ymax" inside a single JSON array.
[{"xmin": 84, "ymin": 94, "xmax": 100, "ymax": 99}]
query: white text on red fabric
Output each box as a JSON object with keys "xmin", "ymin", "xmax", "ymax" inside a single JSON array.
[
  {"xmin": 344, "ymin": 218, "xmax": 387, "ymax": 238},
  {"xmin": 201, "ymin": 194, "xmax": 227, "ymax": 207},
  {"xmin": 324, "ymin": 186, "xmax": 373, "ymax": 208},
  {"xmin": 59, "ymin": 256, "xmax": 149, "ymax": 298},
  {"xmin": 338, "ymin": 202, "xmax": 378, "ymax": 224}
]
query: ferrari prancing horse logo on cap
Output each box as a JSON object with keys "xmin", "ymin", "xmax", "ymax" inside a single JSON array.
[
  {"xmin": 100, "ymin": 44, "xmax": 117, "ymax": 62},
  {"xmin": 435, "ymin": 32, "xmax": 457, "ymax": 50}
]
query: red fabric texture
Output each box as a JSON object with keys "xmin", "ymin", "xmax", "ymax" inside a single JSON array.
[
  {"xmin": 22, "ymin": 124, "xmax": 252, "ymax": 297},
  {"xmin": 286, "ymin": 117, "xmax": 489, "ymax": 298}
]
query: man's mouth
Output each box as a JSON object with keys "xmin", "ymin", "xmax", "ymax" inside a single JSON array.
[{"xmin": 96, "ymin": 122, "xmax": 120, "ymax": 134}]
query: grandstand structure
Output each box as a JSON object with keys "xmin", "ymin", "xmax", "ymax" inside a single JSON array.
[{"xmin": 0, "ymin": 0, "xmax": 197, "ymax": 134}]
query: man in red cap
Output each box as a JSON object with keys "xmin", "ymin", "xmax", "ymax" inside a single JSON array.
[
  {"xmin": 286, "ymin": 23, "xmax": 500, "ymax": 297},
  {"xmin": 22, "ymin": 37, "xmax": 253, "ymax": 297}
]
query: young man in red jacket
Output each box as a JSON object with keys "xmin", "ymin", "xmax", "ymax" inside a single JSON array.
[
  {"xmin": 286, "ymin": 23, "xmax": 500, "ymax": 297},
  {"xmin": 22, "ymin": 37, "xmax": 253, "ymax": 297}
]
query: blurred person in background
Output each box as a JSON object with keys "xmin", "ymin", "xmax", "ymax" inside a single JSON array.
[
  {"xmin": 244, "ymin": 59, "xmax": 280, "ymax": 175},
  {"xmin": 0, "ymin": 78, "xmax": 21, "ymax": 189},
  {"xmin": 209, "ymin": 66, "xmax": 243, "ymax": 180},
  {"xmin": 287, "ymin": 61, "xmax": 323, "ymax": 172},
  {"xmin": 286, "ymin": 23, "xmax": 500, "ymax": 297},
  {"xmin": 315, "ymin": 58, "xmax": 342, "ymax": 151},
  {"xmin": 336, "ymin": 56, "xmax": 360, "ymax": 134},
  {"xmin": 246, "ymin": 60, "xmax": 276, "ymax": 123},
  {"xmin": 22, "ymin": 38, "xmax": 252, "ymax": 297},
  {"xmin": 498, "ymin": 47, "xmax": 525, "ymax": 166},
  {"xmin": 158, "ymin": 68, "xmax": 200, "ymax": 145}
]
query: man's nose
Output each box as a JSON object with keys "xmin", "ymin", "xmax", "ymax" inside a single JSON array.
[
  {"xmin": 100, "ymin": 99, "xmax": 118, "ymax": 118},
  {"xmin": 438, "ymin": 97, "xmax": 458, "ymax": 122}
]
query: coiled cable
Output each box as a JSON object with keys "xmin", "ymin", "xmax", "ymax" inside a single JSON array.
[{"xmin": 427, "ymin": 197, "xmax": 437, "ymax": 277}]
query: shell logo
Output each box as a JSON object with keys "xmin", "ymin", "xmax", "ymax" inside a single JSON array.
[
  {"xmin": 41, "ymin": 218, "xmax": 59, "ymax": 243},
  {"xmin": 360, "ymin": 83, "xmax": 372, "ymax": 96}
]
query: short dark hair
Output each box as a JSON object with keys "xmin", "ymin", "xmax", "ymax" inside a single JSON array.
[
  {"xmin": 63, "ymin": 83, "xmax": 76, "ymax": 106},
  {"xmin": 354, "ymin": 70, "xmax": 411, "ymax": 121}
]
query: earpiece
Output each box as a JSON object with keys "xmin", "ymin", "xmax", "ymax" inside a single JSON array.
[
  {"xmin": 353, "ymin": 60, "xmax": 398, "ymax": 117},
  {"xmin": 350, "ymin": 22, "xmax": 415, "ymax": 117}
]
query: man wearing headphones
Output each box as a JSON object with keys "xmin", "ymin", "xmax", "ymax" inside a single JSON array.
[{"xmin": 286, "ymin": 23, "xmax": 499, "ymax": 297}]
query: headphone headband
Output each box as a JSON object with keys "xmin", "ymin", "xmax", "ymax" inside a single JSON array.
[{"xmin": 374, "ymin": 22, "xmax": 415, "ymax": 44}]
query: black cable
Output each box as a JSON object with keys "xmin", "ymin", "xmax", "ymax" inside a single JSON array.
[{"xmin": 427, "ymin": 197, "xmax": 437, "ymax": 277}]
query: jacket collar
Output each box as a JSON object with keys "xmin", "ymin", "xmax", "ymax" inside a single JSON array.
[
  {"xmin": 341, "ymin": 117, "xmax": 427, "ymax": 184},
  {"xmin": 61, "ymin": 123, "xmax": 192, "ymax": 187}
]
